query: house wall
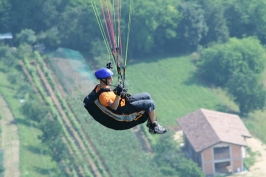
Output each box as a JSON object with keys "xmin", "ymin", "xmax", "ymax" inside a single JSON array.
[
  {"xmin": 201, "ymin": 143, "xmax": 243, "ymax": 176},
  {"xmin": 183, "ymin": 133, "xmax": 244, "ymax": 175},
  {"xmin": 202, "ymin": 148, "xmax": 214, "ymax": 175},
  {"xmin": 184, "ymin": 135, "xmax": 196, "ymax": 160},
  {"xmin": 183, "ymin": 135, "xmax": 202, "ymax": 168},
  {"xmin": 230, "ymin": 144, "xmax": 243, "ymax": 173}
]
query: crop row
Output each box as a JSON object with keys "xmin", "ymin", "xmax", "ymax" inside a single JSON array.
[
  {"xmin": 34, "ymin": 53, "xmax": 110, "ymax": 177},
  {"xmin": 67, "ymin": 94, "xmax": 162, "ymax": 177},
  {"xmin": 22, "ymin": 56, "xmax": 92, "ymax": 177},
  {"xmin": 34, "ymin": 52, "xmax": 160, "ymax": 176}
]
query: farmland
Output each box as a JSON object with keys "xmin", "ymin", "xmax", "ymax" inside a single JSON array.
[
  {"xmin": 0, "ymin": 50, "xmax": 163, "ymax": 177},
  {"xmin": 1, "ymin": 50, "xmax": 266, "ymax": 176}
]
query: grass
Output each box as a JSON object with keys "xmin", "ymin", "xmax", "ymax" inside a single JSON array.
[
  {"xmin": 244, "ymin": 66, "xmax": 266, "ymax": 144},
  {"xmin": 1, "ymin": 52, "xmax": 266, "ymax": 176},
  {"xmin": 125, "ymin": 55, "xmax": 236, "ymax": 126},
  {"xmin": 0, "ymin": 150, "xmax": 3, "ymax": 177},
  {"xmin": 244, "ymin": 147, "xmax": 257, "ymax": 170},
  {"xmin": 68, "ymin": 95, "xmax": 163, "ymax": 177},
  {"xmin": 244, "ymin": 110, "xmax": 266, "ymax": 144},
  {"xmin": 122, "ymin": 54, "xmax": 266, "ymax": 145},
  {"xmin": 0, "ymin": 63, "xmax": 58, "ymax": 177}
]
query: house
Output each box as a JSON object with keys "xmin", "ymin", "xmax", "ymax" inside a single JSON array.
[{"xmin": 177, "ymin": 108, "xmax": 252, "ymax": 176}]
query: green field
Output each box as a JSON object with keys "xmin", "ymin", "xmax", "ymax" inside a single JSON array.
[
  {"xmin": 0, "ymin": 63, "xmax": 58, "ymax": 177},
  {"xmin": 1, "ymin": 53, "xmax": 265, "ymax": 177},
  {"xmin": 124, "ymin": 56, "xmax": 235, "ymax": 125},
  {"xmin": 122, "ymin": 55, "xmax": 266, "ymax": 143}
]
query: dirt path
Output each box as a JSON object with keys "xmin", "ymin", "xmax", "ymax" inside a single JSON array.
[
  {"xmin": 247, "ymin": 137, "xmax": 266, "ymax": 176},
  {"xmin": 0, "ymin": 94, "xmax": 20, "ymax": 177},
  {"xmin": 132, "ymin": 126, "xmax": 152, "ymax": 153},
  {"xmin": 237, "ymin": 137, "xmax": 266, "ymax": 177}
]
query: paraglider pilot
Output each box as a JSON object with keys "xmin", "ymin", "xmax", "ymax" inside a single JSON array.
[{"xmin": 83, "ymin": 68, "xmax": 167, "ymax": 134}]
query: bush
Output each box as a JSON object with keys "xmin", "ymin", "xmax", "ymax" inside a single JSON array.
[
  {"xmin": 197, "ymin": 37, "xmax": 265, "ymax": 86},
  {"xmin": 153, "ymin": 133, "xmax": 205, "ymax": 177},
  {"xmin": 0, "ymin": 150, "xmax": 4, "ymax": 176},
  {"xmin": 244, "ymin": 147, "xmax": 257, "ymax": 170},
  {"xmin": 16, "ymin": 29, "xmax": 37, "ymax": 45}
]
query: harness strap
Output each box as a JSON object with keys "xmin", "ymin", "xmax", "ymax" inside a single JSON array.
[{"xmin": 94, "ymin": 85, "xmax": 111, "ymax": 97}]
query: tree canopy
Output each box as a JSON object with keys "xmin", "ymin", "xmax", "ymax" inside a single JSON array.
[
  {"xmin": 154, "ymin": 133, "xmax": 205, "ymax": 177},
  {"xmin": 197, "ymin": 37, "xmax": 265, "ymax": 86},
  {"xmin": 226, "ymin": 72, "xmax": 266, "ymax": 115},
  {"xmin": 2, "ymin": 0, "xmax": 266, "ymax": 56}
]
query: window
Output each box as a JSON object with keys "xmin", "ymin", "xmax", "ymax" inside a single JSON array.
[{"xmin": 214, "ymin": 146, "xmax": 230, "ymax": 160}]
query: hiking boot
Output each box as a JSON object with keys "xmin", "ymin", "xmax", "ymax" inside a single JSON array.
[{"xmin": 147, "ymin": 121, "xmax": 167, "ymax": 134}]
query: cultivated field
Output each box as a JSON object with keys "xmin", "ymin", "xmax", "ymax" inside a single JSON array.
[{"xmin": 1, "ymin": 52, "xmax": 265, "ymax": 177}]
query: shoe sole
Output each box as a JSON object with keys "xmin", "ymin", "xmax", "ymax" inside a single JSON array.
[{"xmin": 149, "ymin": 130, "xmax": 167, "ymax": 134}]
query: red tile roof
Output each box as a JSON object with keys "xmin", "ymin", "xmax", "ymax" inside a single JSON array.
[{"xmin": 177, "ymin": 109, "xmax": 251, "ymax": 152}]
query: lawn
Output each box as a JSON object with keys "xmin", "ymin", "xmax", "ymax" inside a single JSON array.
[
  {"xmin": 124, "ymin": 55, "xmax": 235, "ymax": 126},
  {"xmin": 0, "ymin": 63, "xmax": 58, "ymax": 177},
  {"xmin": 123, "ymin": 55, "xmax": 266, "ymax": 143}
]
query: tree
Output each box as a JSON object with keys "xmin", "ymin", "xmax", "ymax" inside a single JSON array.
[
  {"xmin": 153, "ymin": 133, "xmax": 205, "ymax": 177},
  {"xmin": 8, "ymin": 0, "xmax": 44, "ymax": 33},
  {"xmin": 177, "ymin": 1, "xmax": 208, "ymax": 52},
  {"xmin": 38, "ymin": 115, "xmax": 69, "ymax": 163},
  {"xmin": 197, "ymin": 37, "xmax": 266, "ymax": 86},
  {"xmin": 21, "ymin": 99, "xmax": 49, "ymax": 122},
  {"xmin": 17, "ymin": 83, "xmax": 33, "ymax": 98},
  {"xmin": 223, "ymin": 0, "xmax": 266, "ymax": 44},
  {"xmin": 226, "ymin": 72, "xmax": 266, "ymax": 115},
  {"xmin": 16, "ymin": 29, "xmax": 37, "ymax": 45},
  {"xmin": 0, "ymin": 0, "xmax": 11, "ymax": 32},
  {"xmin": 198, "ymin": 0, "xmax": 229, "ymax": 45},
  {"xmin": 57, "ymin": 5, "xmax": 97, "ymax": 51},
  {"xmin": 39, "ymin": 117, "xmax": 62, "ymax": 144},
  {"xmin": 0, "ymin": 44, "xmax": 17, "ymax": 68},
  {"xmin": 130, "ymin": 0, "xmax": 181, "ymax": 55},
  {"xmin": 7, "ymin": 71, "xmax": 25, "ymax": 85}
]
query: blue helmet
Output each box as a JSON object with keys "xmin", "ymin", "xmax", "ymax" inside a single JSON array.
[{"xmin": 95, "ymin": 68, "xmax": 113, "ymax": 79}]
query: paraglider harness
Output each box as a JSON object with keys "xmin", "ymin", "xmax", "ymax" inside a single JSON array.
[{"xmin": 83, "ymin": 85, "xmax": 148, "ymax": 130}]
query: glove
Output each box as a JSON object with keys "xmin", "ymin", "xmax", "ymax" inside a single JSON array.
[{"xmin": 114, "ymin": 84, "xmax": 123, "ymax": 96}]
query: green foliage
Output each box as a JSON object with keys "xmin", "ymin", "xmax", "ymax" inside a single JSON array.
[
  {"xmin": 0, "ymin": 150, "xmax": 4, "ymax": 177},
  {"xmin": 57, "ymin": 5, "xmax": 96, "ymax": 51},
  {"xmin": 7, "ymin": 70, "xmax": 25, "ymax": 85},
  {"xmin": 198, "ymin": 37, "xmax": 266, "ymax": 86},
  {"xmin": 17, "ymin": 83, "xmax": 32, "ymax": 98},
  {"xmin": 153, "ymin": 133, "xmax": 205, "ymax": 177},
  {"xmin": 0, "ymin": 44, "xmax": 17, "ymax": 68},
  {"xmin": 38, "ymin": 116, "xmax": 69, "ymax": 163},
  {"xmin": 198, "ymin": 0, "xmax": 229, "ymax": 45},
  {"xmin": 21, "ymin": 56, "xmax": 92, "ymax": 176},
  {"xmin": 3, "ymin": 0, "xmax": 266, "ymax": 57},
  {"xmin": 244, "ymin": 147, "xmax": 257, "ymax": 170},
  {"xmin": 0, "ymin": 0, "xmax": 10, "ymax": 32},
  {"xmin": 21, "ymin": 99, "xmax": 49, "ymax": 122},
  {"xmin": 16, "ymin": 43, "xmax": 33, "ymax": 59},
  {"xmin": 16, "ymin": 29, "xmax": 37, "ymax": 45},
  {"xmin": 130, "ymin": 0, "xmax": 181, "ymax": 54},
  {"xmin": 223, "ymin": 0, "xmax": 266, "ymax": 43},
  {"xmin": 126, "ymin": 55, "xmax": 223, "ymax": 126},
  {"xmin": 68, "ymin": 94, "xmax": 163, "ymax": 177},
  {"xmin": 177, "ymin": 1, "xmax": 207, "ymax": 51},
  {"xmin": 198, "ymin": 37, "xmax": 266, "ymax": 114},
  {"xmin": 226, "ymin": 72, "xmax": 266, "ymax": 115},
  {"xmin": 0, "ymin": 61, "xmax": 61, "ymax": 177},
  {"xmin": 89, "ymin": 39, "xmax": 110, "ymax": 68},
  {"xmin": 38, "ymin": 116, "xmax": 62, "ymax": 144}
]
